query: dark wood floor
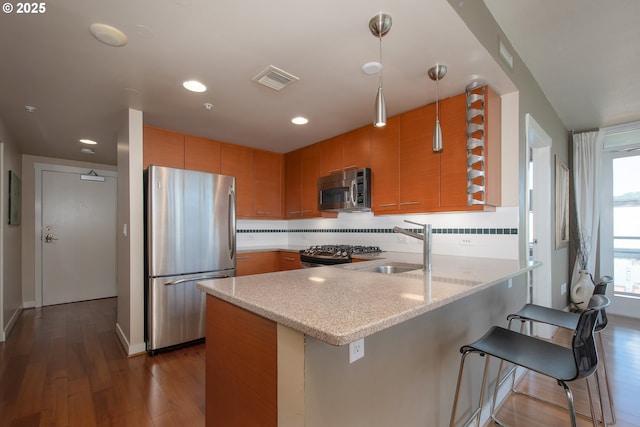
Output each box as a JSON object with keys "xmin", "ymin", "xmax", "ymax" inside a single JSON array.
[
  {"xmin": 1, "ymin": 298, "xmax": 639, "ymax": 427},
  {"xmin": 0, "ymin": 298, "xmax": 205, "ymax": 427}
]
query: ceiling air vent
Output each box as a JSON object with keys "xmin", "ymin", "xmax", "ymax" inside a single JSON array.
[{"xmin": 252, "ymin": 65, "xmax": 299, "ymax": 91}]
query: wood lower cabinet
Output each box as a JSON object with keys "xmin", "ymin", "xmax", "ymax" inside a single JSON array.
[
  {"xmin": 206, "ymin": 296, "xmax": 277, "ymax": 427},
  {"xmin": 236, "ymin": 251, "xmax": 301, "ymax": 276},
  {"xmin": 236, "ymin": 252, "xmax": 278, "ymax": 276},
  {"xmin": 277, "ymin": 252, "xmax": 301, "ymax": 271}
]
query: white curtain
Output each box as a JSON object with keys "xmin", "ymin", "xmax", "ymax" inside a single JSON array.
[{"xmin": 571, "ymin": 130, "xmax": 605, "ymax": 285}]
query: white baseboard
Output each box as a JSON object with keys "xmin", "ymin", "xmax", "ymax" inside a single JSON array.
[
  {"xmin": 1, "ymin": 306, "xmax": 24, "ymax": 342},
  {"xmin": 22, "ymin": 300, "xmax": 35, "ymax": 309},
  {"xmin": 115, "ymin": 322, "xmax": 146, "ymax": 356}
]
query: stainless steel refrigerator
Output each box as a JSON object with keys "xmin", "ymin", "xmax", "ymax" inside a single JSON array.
[{"xmin": 145, "ymin": 165, "xmax": 236, "ymax": 354}]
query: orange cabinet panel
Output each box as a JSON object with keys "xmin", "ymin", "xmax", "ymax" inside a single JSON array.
[
  {"xmin": 438, "ymin": 93, "xmax": 470, "ymax": 209},
  {"xmin": 184, "ymin": 134, "xmax": 221, "ymax": 173},
  {"xmin": 300, "ymin": 143, "xmax": 321, "ymax": 217},
  {"xmin": 399, "ymin": 103, "xmax": 440, "ymax": 212},
  {"xmin": 236, "ymin": 251, "xmax": 278, "ymax": 276},
  {"xmin": 342, "ymin": 126, "xmax": 371, "ymax": 171},
  {"xmin": 319, "ymin": 135, "xmax": 344, "ymax": 176},
  {"xmin": 284, "ymin": 149, "xmax": 302, "ymax": 218},
  {"xmin": 254, "ymin": 150, "xmax": 284, "ymax": 218},
  {"xmin": 221, "ymin": 143, "xmax": 254, "ymax": 218},
  {"xmin": 371, "ymin": 116, "xmax": 400, "ymax": 213},
  {"xmin": 143, "ymin": 125, "xmax": 185, "ymax": 169},
  {"xmin": 277, "ymin": 251, "xmax": 301, "ymax": 271}
]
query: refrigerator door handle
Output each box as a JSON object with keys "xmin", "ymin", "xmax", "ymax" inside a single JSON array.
[
  {"xmin": 228, "ymin": 189, "xmax": 236, "ymax": 260},
  {"xmin": 163, "ymin": 274, "xmax": 231, "ymax": 286}
]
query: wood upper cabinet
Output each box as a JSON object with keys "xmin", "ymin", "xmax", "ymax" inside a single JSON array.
[
  {"xmin": 284, "ymin": 149, "xmax": 302, "ymax": 218},
  {"xmin": 221, "ymin": 143, "xmax": 254, "ymax": 218},
  {"xmin": 300, "ymin": 143, "xmax": 321, "ymax": 217},
  {"xmin": 399, "ymin": 103, "xmax": 440, "ymax": 212},
  {"xmin": 143, "ymin": 125, "xmax": 185, "ymax": 169},
  {"xmin": 254, "ymin": 150, "xmax": 284, "ymax": 218},
  {"xmin": 184, "ymin": 134, "xmax": 221, "ymax": 173},
  {"xmin": 438, "ymin": 93, "xmax": 470, "ymax": 209},
  {"xmin": 343, "ymin": 126, "xmax": 371, "ymax": 170},
  {"xmin": 319, "ymin": 126, "xmax": 371, "ymax": 176},
  {"xmin": 371, "ymin": 116, "xmax": 400, "ymax": 213},
  {"xmin": 285, "ymin": 144, "xmax": 321, "ymax": 219}
]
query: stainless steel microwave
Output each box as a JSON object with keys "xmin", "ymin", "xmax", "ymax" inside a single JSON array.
[{"xmin": 318, "ymin": 168, "xmax": 371, "ymax": 212}]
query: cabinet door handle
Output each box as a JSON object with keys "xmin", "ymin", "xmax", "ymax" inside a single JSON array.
[
  {"xmin": 343, "ymin": 165, "xmax": 358, "ymax": 171},
  {"xmin": 289, "ymin": 211, "xmax": 301, "ymax": 215},
  {"xmin": 237, "ymin": 256, "xmax": 250, "ymax": 260},
  {"xmin": 399, "ymin": 201, "xmax": 421, "ymax": 206},
  {"xmin": 283, "ymin": 257, "xmax": 295, "ymax": 261},
  {"xmin": 256, "ymin": 211, "xmax": 271, "ymax": 215},
  {"xmin": 378, "ymin": 203, "xmax": 397, "ymax": 207},
  {"xmin": 301, "ymin": 210, "xmax": 312, "ymax": 213},
  {"xmin": 328, "ymin": 168, "xmax": 342, "ymax": 174}
]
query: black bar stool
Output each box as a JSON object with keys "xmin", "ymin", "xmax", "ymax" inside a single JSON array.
[
  {"xmin": 449, "ymin": 294, "xmax": 610, "ymax": 427},
  {"xmin": 506, "ymin": 276, "xmax": 615, "ymax": 425}
]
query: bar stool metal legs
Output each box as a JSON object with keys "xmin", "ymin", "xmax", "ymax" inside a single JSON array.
[{"xmin": 449, "ymin": 295, "xmax": 609, "ymax": 427}]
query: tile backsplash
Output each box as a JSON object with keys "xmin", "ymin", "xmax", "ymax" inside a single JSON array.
[{"xmin": 237, "ymin": 206, "xmax": 520, "ymax": 260}]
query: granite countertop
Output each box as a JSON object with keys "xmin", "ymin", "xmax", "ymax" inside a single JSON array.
[{"xmin": 197, "ymin": 253, "xmax": 540, "ymax": 346}]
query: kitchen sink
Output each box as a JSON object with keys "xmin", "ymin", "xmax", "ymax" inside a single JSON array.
[{"xmin": 355, "ymin": 262, "xmax": 423, "ymax": 274}]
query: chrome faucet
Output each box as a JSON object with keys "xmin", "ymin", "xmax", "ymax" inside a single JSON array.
[{"xmin": 393, "ymin": 220, "xmax": 432, "ymax": 272}]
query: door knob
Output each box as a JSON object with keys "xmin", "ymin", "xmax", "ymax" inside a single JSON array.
[{"xmin": 44, "ymin": 233, "xmax": 58, "ymax": 243}]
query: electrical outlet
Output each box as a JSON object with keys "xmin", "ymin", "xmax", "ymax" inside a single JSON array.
[
  {"xmin": 460, "ymin": 237, "xmax": 474, "ymax": 246},
  {"xmin": 508, "ymin": 279, "xmax": 512, "ymax": 288},
  {"xmin": 561, "ymin": 283, "xmax": 567, "ymax": 295},
  {"xmin": 349, "ymin": 338, "xmax": 365, "ymax": 363}
]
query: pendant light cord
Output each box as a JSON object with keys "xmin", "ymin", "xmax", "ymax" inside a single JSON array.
[
  {"xmin": 435, "ymin": 72, "xmax": 439, "ymax": 119},
  {"xmin": 378, "ymin": 34, "xmax": 383, "ymax": 89}
]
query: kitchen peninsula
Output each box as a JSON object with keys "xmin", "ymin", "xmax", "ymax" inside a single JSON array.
[{"xmin": 197, "ymin": 253, "xmax": 539, "ymax": 427}]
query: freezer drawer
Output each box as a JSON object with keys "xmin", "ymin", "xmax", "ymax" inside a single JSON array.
[{"xmin": 146, "ymin": 271, "xmax": 233, "ymax": 352}]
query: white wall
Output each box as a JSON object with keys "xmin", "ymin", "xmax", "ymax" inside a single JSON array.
[
  {"xmin": 116, "ymin": 108, "xmax": 145, "ymax": 356},
  {"xmin": 0, "ymin": 121, "xmax": 23, "ymax": 341}
]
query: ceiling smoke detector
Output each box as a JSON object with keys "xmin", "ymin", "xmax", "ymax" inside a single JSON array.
[{"xmin": 252, "ymin": 65, "xmax": 299, "ymax": 91}]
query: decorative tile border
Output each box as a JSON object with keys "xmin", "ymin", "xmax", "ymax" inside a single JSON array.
[{"xmin": 238, "ymin": 228, "xmax": 518, "ymax": 235}]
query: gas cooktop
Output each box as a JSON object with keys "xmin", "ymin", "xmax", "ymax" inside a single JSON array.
[{"xmin": 300, "ymin": 245, "xmax": 382, "ymax": 265}]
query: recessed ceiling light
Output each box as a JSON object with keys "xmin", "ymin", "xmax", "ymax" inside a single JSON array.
[
  {"xmin": 291, "ymin": 116, "xmax": 309, "ymax": 125},
  {"xmin": 25, "ymin": 105, "xmax": 36, "ymax": 113},
  {"xmin": 81, "ymin": 148, "xmax": 95, "ymax": 154},
  {"xmin": 80, "ymin": 139, "xmax": 98, "ymax": 145},
  {"xmin": 362, "ymin": 61, "xmax": 382, "ymax": 75},
  {"xmin": 182, "ymin": 80, "xmax": 207, "ymax": 92},
  {"xmin": 89, "ymin": 23, "xmax": 128, "ymax": 47}
]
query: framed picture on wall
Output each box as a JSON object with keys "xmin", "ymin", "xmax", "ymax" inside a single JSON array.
[
  {"xmin": 8, "ymin": 170, "xmax": 21, "ymax": 225},
  {"xmin": 555, "ymin": 156, "xmax": 569, "ymax": 248}
]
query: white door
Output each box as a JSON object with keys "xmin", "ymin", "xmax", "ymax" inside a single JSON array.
[
  {"xmin": 41, "ymin": 170, "xmax": 117, "ymax": 306},
  {"xmin": 600, "ymin": 128, "xmax": 640, "ymax": 318}
]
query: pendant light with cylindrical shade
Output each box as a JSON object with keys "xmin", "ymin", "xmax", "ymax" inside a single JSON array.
[
  {"xmin": 369, "ymin": 13, "xmax": 392, "ymax": 128},
  {"xmin": 428, "ymin": 64, "xmax": 447, "ymax": 152}
]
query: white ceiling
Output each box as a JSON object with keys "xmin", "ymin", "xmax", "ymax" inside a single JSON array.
[
  {"xmin": 0, "ymin": 0, "xmax": 516, "ymax": 165},
  {"xmin": 484, "ymin": 0, "xmax": 640, "ymax": 133}
]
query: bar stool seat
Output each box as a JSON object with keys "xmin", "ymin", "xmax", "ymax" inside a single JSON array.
[
  {"xmin": 450, "ymin": 294, "xmax": 610, "ymax": 427},
  {"xmin": 507, "ymin": 276, "xmax": 615, "ymax": 425}
]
